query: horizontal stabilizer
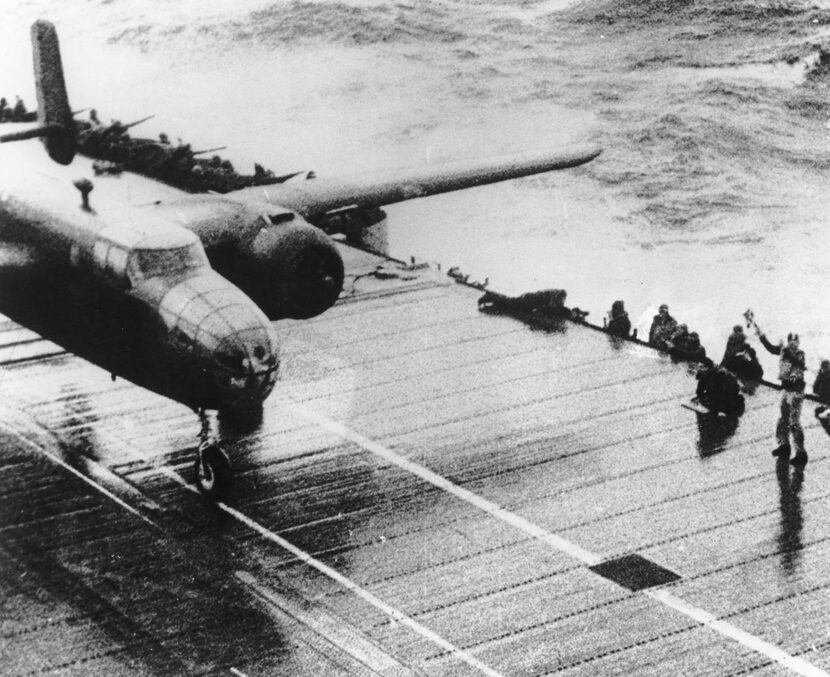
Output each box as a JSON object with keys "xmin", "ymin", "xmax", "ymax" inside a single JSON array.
[{"xmin": 0, "ymin": 123, "xmax": 70, "ymax": 145}]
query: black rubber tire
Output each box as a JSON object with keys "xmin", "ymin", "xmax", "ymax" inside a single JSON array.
[{"xmin": 194, "ymin": 443, "xmax": 232, "ymax": 501}]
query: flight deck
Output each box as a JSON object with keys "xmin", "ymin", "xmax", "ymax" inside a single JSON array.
[{"xmin": 2, "ymin": 242, "xmax": 829, "ymax": 676}]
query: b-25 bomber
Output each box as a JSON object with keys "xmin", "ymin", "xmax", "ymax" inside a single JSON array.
[{"xmin": 0, "ymin": 20, "xmax": 601, "ymax": 500}]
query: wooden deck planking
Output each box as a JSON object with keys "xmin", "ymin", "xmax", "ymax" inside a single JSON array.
[{"xmin": 1, "ymin": 248, "xmax": 829, "ymax": 675}]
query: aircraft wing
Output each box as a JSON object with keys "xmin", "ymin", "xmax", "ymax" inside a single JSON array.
[{"xmin": 237, "ymin": 143, "xmax": 601, "ymax": 218}]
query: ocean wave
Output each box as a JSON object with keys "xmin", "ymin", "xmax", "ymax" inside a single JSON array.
[
  {"xmin": 108, "ymin": 1, "xmax": 474, "ymax": 50},
  {"xmin": 633, "ymin": 191, "xmax": 749, "ymax": 231},
  {"xmin": 698, "ymin": 77, "xmax": 778, "ymax": 104},
  {"xmin": 565, "ymin": 0, "xmax": 818, "ymax": 27}
]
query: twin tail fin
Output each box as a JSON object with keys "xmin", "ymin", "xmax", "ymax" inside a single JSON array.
[{"xmin": 0, "ymin": 20, "xmax": 76, "ymax": 165}]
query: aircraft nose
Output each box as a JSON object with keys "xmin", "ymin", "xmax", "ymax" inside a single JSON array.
[
  {"xmin": 215, "ymin": 329, "xmax": 279, "ymax": 407},
  {"xmin": 159, "ymin": 272, "xmax": 279, "ymax": 412}
]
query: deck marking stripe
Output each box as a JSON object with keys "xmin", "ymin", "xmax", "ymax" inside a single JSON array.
[
  {"xmin": 0, "ymin": 420, "xmax": 157, "ymax": 527},
  {"xmin": 287, "ymin": 401, "xmax": 830, "ymax": 677},
  {"xmin": 287, "ymin": 400, "xmax": 602, "ymax": 566},
  {"xmin": 236, "ymin": 570, "xmax": 409, "ymax": 674},
  {"xmin": 648, "ymin": 590, "xmax": 829, "ymax": 677},
  {"xmin": 159, "ymin": 467, "xmax": 505, "ymax": 677}
]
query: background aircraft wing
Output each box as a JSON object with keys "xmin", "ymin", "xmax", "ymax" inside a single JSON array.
[{"xmin": 240, "ymin": 143, "xmax": 601, "ymax": 218}]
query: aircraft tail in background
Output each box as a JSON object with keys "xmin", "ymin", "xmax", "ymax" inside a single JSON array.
[
  {"xmin": 0, "ymin": 20, "xmax": 76, "ymax": 165},
  {"xmin": 32, "ymin": 19, "xmax": 76, "ymax": 165}
]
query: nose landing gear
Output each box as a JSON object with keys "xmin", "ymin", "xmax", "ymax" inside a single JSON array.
[{"xmin": 194, "ymin": 409, "xmax": 232, "ymax": 501}]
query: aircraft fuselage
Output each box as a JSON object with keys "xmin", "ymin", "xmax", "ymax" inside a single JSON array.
[{"xmin": 0, "ymin": 139, "xmax": 279, "ymax": 417}]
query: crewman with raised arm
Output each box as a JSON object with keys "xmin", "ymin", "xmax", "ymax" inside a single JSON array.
[{"xmin": 747, "ymin": 310, "xmax": 808, "ymax": 467}]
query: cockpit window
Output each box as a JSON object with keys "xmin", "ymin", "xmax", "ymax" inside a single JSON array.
[
  {"xmin": 92, "ymin": 240, "xmax": 131, "ymax": 288},
  {"xmin": 107, "ymin": 246, "xmax": 129, "ymax": 274},
  {"xmin": 129, "ymin": 243, "xmax": 208, "ymax": 280}
]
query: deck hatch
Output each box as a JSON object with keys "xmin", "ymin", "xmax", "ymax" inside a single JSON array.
[{"xmin": 589, "ymin": 554, "xmax": 680, "ymax": 591}]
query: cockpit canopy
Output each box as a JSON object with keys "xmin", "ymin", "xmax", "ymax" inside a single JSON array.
[
  {"xmin": 129, "ymin": 243, "xmax": 208, "ymax": 280},
  {"xmin": 89, "ymin": 222, "xmax": 208, "ymax": 289}
]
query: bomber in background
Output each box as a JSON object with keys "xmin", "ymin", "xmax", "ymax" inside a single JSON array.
[{"xmin": 0, "ymin": 20, "xmax": 600, "ymax": 500}]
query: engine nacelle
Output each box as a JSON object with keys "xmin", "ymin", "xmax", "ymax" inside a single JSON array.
[
  {"xmin": 156, "ymin": 196, "xmax": 345, "ymax": 320},
  {"xmin": 237, "ymin": 218, "xmax": 344, "ymax": 320}
]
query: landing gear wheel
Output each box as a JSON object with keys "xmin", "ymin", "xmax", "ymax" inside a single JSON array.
[{"xmin": 195, "ymin": 442, "xmax": 232, "ymax": 501}]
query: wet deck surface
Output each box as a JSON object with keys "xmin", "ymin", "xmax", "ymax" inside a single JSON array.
[{"xmin": 2, "ymin": 244, "xmax": 830, "ymax": 676}]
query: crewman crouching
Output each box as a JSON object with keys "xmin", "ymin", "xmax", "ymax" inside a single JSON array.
[
  {"xmin": 649, "ymin": 303, "xmax": 677, "ymax": 351},
  {"xmin": 721, "ymin": 324, "xmax": 763, "ymax": 381},
  {"xmin": 695, "ymin": 365, "xmax": 745, "ymax": 417},
  {"xmin": 605, "ymin": 300, "xmax": 635, "ymax": 338},
  {"xmin": 814, "ymin": 359, "xmax": 830, "ymax": 434}
]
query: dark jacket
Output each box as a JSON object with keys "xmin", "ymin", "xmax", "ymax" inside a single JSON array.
[
  {"xmin": 649, "ymin": 313, "xmax": 677, "ymax": 349},
  {"xmin": 722, "ymin": 344, "xmax": 763, "ymax": 381},
  {"xmin": 721, "ymin": 331, "xmax": 747, "ymax": 366},
  {"xmin": 814, "ymin": 366, "xmax": 830, "ymax": 403},
  {"xmin": 607, "ymin": 313, "xmax": 631, "ymax": 338},
  {"xmin": 696, "ymin": 366, "xmax": 745, "ymax": 417}
]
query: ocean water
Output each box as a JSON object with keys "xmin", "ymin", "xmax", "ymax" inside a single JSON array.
[{"xmin": 3, "ymin": 0, "xmax": 830, "ymax": 380}]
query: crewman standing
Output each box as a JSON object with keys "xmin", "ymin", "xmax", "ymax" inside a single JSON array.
[{"xmin": 748, "ymin": 311, "xmax": 808, "ymax": 467}]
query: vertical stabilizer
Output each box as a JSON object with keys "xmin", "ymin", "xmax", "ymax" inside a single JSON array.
[{"xmin": 31, "ymin": 20, "xmax": 75, "ymax": 164}]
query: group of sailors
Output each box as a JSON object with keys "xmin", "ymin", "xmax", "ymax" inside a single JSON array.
[
  {"xmin": 603, "ymin": 300, "xmax": 746, "ymax": 416},
  {"xmin": 605, "ymin": 301, "xmax": 760, "ymax": 374},
  {"xmin": 606, "ymin": 299, "xmax": 830, "ymax": 466},
  {"xmin": 0, "ymin": 98, "xmax": 301, "ymax": 193},
  {"xmin": 0, "ymin": 96, "xmax": 36, "ymax": 123},
  {"xmin": 76, "ymin": 109, "xmax": 302, "ymax": 193},
  {"xmin": 606, "ymin": 301, "xmax": 708, "ymax": 363},
  {"xmin": 645, "ymin": 303, "xmax": 707, "ymax": 362},
  {"xmin": 478, "ymin": 286, "xmax": 828, "ymax": 466}
]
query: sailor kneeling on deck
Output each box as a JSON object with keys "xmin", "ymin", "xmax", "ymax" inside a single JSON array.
[
  {"xmin": 648, "ymin": 304, "xmax": 677, "ymax": 351},
  {"xmin": 604, "ymin": 300, "xmax": 635, "ymax": 338},
  {"xmin": 695, "ymin": 365, "xmax": 745, "ymax": 418},
  {"xmin": 667, "ymin": 324, "xmax": 708, "ymax": 363},
  {"xmin": 720, "ymin": 325, "xmax": 763, "ymax": 381},
  {"xmin": 813, "ymin": 359, "xmax": 830, "ymax": 434}
]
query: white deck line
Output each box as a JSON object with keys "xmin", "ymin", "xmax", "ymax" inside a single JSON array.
[
  {"xmin": 160, "ymin": 466, "xmax": 505, "ymax": 677},
  {"xmin": 0, "ymin": 397, "xmax": 501, "ymax": 676},
  {"xmin": 287, "ymin": 399, "xmax": 830, "ymax": 677}
]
